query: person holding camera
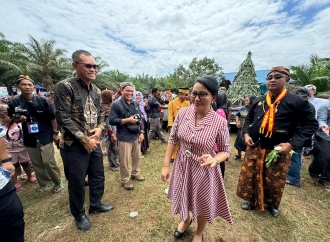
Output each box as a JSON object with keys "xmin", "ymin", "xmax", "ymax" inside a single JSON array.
[
  {"xmin": 109, "ymin": 82, "xmax": 145, "ymax": 190},
  {"xmin": 7, "ymin": 75, "xmax": 63, "ymax": 194}
]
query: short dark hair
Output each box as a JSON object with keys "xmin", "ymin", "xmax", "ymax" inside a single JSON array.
[
  {"xmin": 72, "ymin": 50, "xmax": 92, "ymax": 63},
  {"xmin": 151, "ymin": 88, "xmax": 158, "ymax": 94}
]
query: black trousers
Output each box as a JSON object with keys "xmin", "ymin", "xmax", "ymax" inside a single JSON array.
[
  {"xmin": 309, "ymin": 135, "xmax": 330, "ymax": 185},
  {"xmin": 0, "ymin": 181, "xmax": 25, "ymax": 242},
  {"xmin": 61, "ymin": 142, "xmax": 105, "ymax": 219}
]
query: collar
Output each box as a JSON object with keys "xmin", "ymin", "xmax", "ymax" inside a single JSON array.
[{"xmin": 77, "ymin": 78, "xmax": 93, "ymax": 91}]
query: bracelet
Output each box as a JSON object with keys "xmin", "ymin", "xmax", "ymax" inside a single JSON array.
[
  {"xmin": 214, "ymin": 157, "xmax": 220, "ymax": 165},
  {"xmin": 0, "ymin": 156, "xmax": 13, "ymax": 163}
]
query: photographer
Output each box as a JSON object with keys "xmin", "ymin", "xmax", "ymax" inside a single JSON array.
[
  {"xmin": 109, "ymin": 82, "xmax": 145, "ymax": 190},
  {"xmin": 7, "ymin": 75, "xmax": 63, "ymax": 193}
]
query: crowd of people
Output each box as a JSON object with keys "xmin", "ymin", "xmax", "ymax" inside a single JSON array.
[{"xmin": 1, "ymin": 50, "xmax": 330, "ymax": 241}]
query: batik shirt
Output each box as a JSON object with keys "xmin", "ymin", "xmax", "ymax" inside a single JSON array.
[{"xmin": 54, "ymin": 78, "xmax": 105, "ymax": 147}]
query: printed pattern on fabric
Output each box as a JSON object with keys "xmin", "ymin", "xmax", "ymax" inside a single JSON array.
[
  {"xmin": 236, "ymin": 146, "xmax": 291, "ymax": 210},
  {"xmin": 54, "ymin": 78, "xmax": 105, "ymax": 147},
  {"xmin": 167, "ymin": 106, "xmax": 232, "ymax": 224},
  {"xmin": 3, "ymin": 124, "xmax": 25, "ymax": 152}
]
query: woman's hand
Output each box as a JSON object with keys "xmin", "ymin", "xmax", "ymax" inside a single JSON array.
[
  {"xmin": 198, "ymin": 154, "xmax": 218, "ymax": 168},
  {"xmin": 161, "ymin": 166, "xmax": 170, "ymax": 183}
]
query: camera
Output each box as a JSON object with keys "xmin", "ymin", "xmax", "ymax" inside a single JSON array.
[
  {"xmin": 14, "ymin": 107, "xmax": 28, "ymax": 116},
  {"xmin": 133, "ymin": 114, "xmax": 141, "ymax": 124}
]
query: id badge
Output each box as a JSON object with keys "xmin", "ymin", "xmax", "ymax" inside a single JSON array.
[{"xmin": 27, "ymin": 122, "xmax": 39, "ymax": 134}]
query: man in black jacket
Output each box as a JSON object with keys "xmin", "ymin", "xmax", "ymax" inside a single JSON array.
[
  {"xmin": 236, "ymin": 66, "xmax": 318, "ymax": 218},
  {"xmin": 8, "ymin": 75, "xmax": 63, "ymax": 194}
]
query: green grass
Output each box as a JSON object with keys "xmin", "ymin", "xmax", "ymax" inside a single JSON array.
[{"xmin": 18, "ymin": 133, "xmax": 330, "ymax": 242}]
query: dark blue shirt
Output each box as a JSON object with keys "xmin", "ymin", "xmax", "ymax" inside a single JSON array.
[
  {"xmin": 109, "ymin": 97, "xmax": 143, "ymax": 142},
  {"xmin": 148, "ymin": 96, "xmax": 160, "ymax": 118}
]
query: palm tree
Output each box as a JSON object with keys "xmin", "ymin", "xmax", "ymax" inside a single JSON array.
[
  {"xmin": 0, "ymin": 33, "xmax": 29, "ymax": 89},
  {"xmin": 21, "ymin": 35, "xmax": 71, "ymax": 90},
  {"xmin": 290, "ymin": 55, "xmax": 330, "ymax": 92}
]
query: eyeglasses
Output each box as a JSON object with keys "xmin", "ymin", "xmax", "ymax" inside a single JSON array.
[
  {"xmin": 191, "ymin": 91, "xmax": 211, "ymax": 100},
  {"xmin": 75, "ymin": 62, "xmax": 98, "ymax": 70},
  {"xmin": 266, "ymin": 74, "xmax": 284, "ymax": 81}
]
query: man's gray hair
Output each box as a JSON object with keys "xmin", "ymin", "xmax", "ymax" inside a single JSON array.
[{"xmin": 72, "ymin": 50, "xmax": 92, "ymax": 63}]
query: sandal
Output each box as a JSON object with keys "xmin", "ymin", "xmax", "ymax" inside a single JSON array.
[
  {"xmin": 27, "ymin": 177, "xmax": 38, "ymax": 184},
  {"xmin": 233, "ymin": 155, "xmax": 241, "ymax": 160},
  {"xmin": 53, "ymin": 180, "xmax": 64, "ymax": 194},
  {"xmin": 15, "ymin": 183, "xmax": 23, "ymax": 190}
]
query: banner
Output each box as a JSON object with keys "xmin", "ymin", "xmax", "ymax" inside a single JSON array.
[{"xmin": 0, "ymin": 87, "xmax": 8, "ymax": 97}]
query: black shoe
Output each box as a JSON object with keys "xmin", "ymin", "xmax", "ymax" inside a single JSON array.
[
  {"xmin": 285, "ymin": 179, "xmax": 301, "ymax": 188},
  {"xmin": 241, "ymin": 201, "xmax": 256, "ymax": 210},
  {"xmin": 233, "ymin": 155, "xmax": 241, "ymax": 160},
  {"xmin": 89, "ymin": 204, "xmax": 114, "ymax": 214},
  {"xmin": 267, "ymin": 207, "xmax": 280, "ymax": 218},
  {"xmin": 75, "ymin": 214, "xmax": 91, "ymax": 231},
  {"xmin": 174, "ymin": 219, "xmax": 193, "ymax": 238}
]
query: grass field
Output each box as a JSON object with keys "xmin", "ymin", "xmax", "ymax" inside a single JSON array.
[{"xmin": 18, "ymin": 133, "xmax": 330, "ymax": 242}]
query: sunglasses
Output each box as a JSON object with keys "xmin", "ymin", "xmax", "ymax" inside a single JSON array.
[
  {"xmin": 75, "ymin": 62, "xmax": 98, "ymax": 70},
  {"xmin": 191, "ymin": 91, "xmax": 210, "ymax": 100},
  {"xmin": 266, "ymin": 74, "xmax": 284, "ymax": 81}
]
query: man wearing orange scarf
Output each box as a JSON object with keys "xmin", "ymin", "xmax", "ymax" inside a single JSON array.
[{"xmin": 236, "ymin": 66, "xmax": 318, "ymax": 217}]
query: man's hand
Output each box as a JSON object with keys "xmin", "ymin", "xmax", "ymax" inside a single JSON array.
[
  {"xmin": 89, "ymin": 128, "xmax": 102, "ymax": 141},
  {"xmin": 138, "ymin": 133, "xmax": 144, "ymax": 143},
  {"xmin": 83, "ymin": 139, "xmax": 98, "ymax": 153},
  {"xmin": 244, "ymin": 134, "xmax": 254, "ymax": 146},
  {"xmin": 277, "ymin": 142, "xmax": 293, "ymax": 155},
  {"xmin": 322, "ymin": 125, "xmax": 329, "ymax": 136},
  {"xmin": 13, "ymin": 114, "xmax": 27, "ymax": 123},
  {"xmin": 127, "ymin": 116, "xmax": 139, "ymax": 124},
  {"xmin": 53, "ymin": 134, "xmax": 60, "ymax": 144},
  {"xmin": 110, "ymin": 134, "xmax": 117, "ymax": 142}
]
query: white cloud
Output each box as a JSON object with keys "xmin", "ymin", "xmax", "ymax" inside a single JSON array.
[{"xmin": 1, "ymin": 0, "xmax": 329, "ymax": 78}]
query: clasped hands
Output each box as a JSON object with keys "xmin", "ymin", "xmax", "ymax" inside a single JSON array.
[{"xmin": 83, "ymin": 128, "xmax": 102, "ymax": 153}]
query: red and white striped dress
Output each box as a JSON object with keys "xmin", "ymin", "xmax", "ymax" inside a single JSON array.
[{"xmin": 168, "ymin": 106, "xmax": 232, "ymax": 224}]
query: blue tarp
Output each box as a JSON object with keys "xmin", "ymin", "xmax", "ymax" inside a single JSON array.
[{"xmin": 35, "ymin": 84, "xmax": 46, "ymax": 91}]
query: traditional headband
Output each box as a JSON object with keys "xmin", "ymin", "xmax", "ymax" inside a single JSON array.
[
  {"xmin": 16, "ymin": 75, "xmax": 35, "ymax": 85},
  {"xmin": 267, "ymin": 66, "xmax": 290, "ymax": 77}
]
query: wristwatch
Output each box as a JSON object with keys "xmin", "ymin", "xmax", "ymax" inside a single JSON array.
[
  {"xmin": 140, "ymin": 130, "xmax": 145, "ymax": 134},
  {"xmin": 0, "ymin": 156, "xmax": 12, "ymax": 163},
  {"xmin": 53, "ymin": 131, "xmax": 59, "ymax": 135}
]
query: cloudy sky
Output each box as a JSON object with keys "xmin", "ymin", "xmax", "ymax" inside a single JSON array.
[{"xmin": 1, "ymin": 0, "xmax": 330, "ymax": 77}]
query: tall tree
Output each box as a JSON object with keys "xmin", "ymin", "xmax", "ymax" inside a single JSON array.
[
  {"xmin": 171, "ymin": 57, "xmax": 222, "ymax": 88},
  {"xmin": 0, "ymin": 33, "xmax": 29, "ymax": 89},
  {"xmin": 290, "ymin": 55, "xmax": 330, "ymax": 92},
  {"xmin": 227, "ymin": 51, "xmax": 260, "ymax": 104},
  {"xmin": 94, "ymin": 69, "xmax": 128, "ymax": 90},
  {"xmin": 21, "ymin": 35, "xmax": 71, "ymax": 90}
]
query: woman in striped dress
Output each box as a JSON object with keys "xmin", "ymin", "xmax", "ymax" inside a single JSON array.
[{"xmin": 161, "ymin": 76, "xmax": 232, "ymax": 242}]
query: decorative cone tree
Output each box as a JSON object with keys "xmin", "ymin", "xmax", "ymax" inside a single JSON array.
[{"xmin": 227, "ymin": 51, "xmax": 260, "ymax": 105}]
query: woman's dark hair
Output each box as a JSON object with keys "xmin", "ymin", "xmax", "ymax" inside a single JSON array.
[
  {"xmin": 195, "ymin": 76, "xmax": 218, "ymax": 95},
  {"xmin": 247, "ymin": 95, "xmax": 257, "ymax": 106},
  {"xmin": 216, "ymin": 92, "xmax": 228, "ymax": 110}
]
